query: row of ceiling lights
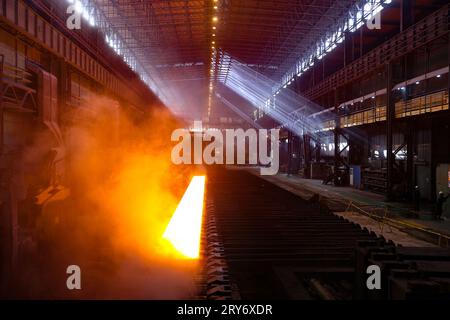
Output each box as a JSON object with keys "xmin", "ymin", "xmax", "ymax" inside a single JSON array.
[
  {"xmin": 273, "ymin": 0, "xmax": 393, "ymax": 98},
  {"xmin": 397, "ymin": 74, "xmax": 443, "ymax": 91},
  {"xmin": 208, "ymin": 0, "xmax": 219, "ymax": 118}
]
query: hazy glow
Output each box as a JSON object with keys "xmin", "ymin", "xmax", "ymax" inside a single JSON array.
[
  {"xmin": 218, "ymin": 52, "xmax": 326, "ymax": 137},
  {"xmin": 66, "ymin": 0, "xmax": 183, "ymax": 112},
  {"xmin": 163, "ymin": 176, "xmax": 206, "ymax": 259}
]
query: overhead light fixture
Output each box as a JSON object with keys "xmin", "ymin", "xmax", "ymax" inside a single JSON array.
[
  {"xmin": 437, "ymin": 74, "xmax": 441, "ymax": 78},
  {"xmin": 416, "ymin": 81, "xmax": 420, "ymax": 85},
  {"xmin": 275, "ymin": 0, "xmax": 392, "ymax": 94},
  {"xmin": 212, "ymin": 17, "xmax": 218, "ymax": 22}
]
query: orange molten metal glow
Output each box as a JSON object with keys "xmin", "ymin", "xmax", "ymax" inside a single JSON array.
[{"xmin": 163, "ymin": 176, "xmax": 206, "ymax": 259}]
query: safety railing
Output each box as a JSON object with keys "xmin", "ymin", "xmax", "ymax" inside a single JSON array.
[
  {"xmin": 395, "ymin": 90, "xmax": 449, "ymax": 118},
  {"xmin": 340, "ymin": 105, "xmax": 387, "ymax": 128},
  {"xmin": 0, "ymin": 54, "xmax": 37, "ymax": 112},
  {"xmin": 0, "ymin": 54, "xmax": 34, "ymax": 86},
  {"xmin": 339, "ymin": 90, "xmax": 449, "ymax": 129},
  {"xmin": 329, "ymin": 196, "xmax": 450, "ymax": 248}
]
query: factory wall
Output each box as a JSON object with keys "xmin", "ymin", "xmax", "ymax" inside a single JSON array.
[{"xmin": 0, "ymin": 1, "xmax": 172, "ymax": 298}]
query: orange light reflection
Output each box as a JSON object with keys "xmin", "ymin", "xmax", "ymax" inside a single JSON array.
[{"xmin": 163, "ymin": 176, "xmax": 206, "ymax": 259}]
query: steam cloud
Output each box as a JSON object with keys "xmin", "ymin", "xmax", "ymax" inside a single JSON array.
[{"xmin": 15, "ymin": 96, "xmax": 198, "ymax": 299}]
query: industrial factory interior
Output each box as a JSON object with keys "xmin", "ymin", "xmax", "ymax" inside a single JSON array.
[{"xmin": 1, "ymin": 0, "xmax": 450, "ymax": 304}]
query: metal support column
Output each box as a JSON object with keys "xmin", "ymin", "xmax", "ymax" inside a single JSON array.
[
  {"xmin": 303, "ymin": 134, "xmax": 311, "ymax": 178},
  {"xmin": 334, "ymin": 89, "xmax": 340, "ymax": 178},
  {"xmin": 406, "ymin": 121, "xmax": 415, "ymax": 201},
  {"xmin": 386, "ymin": 62, "xmax": 395, "ymax": 201},
  {"xmin": 0, "ymin": 55, "xmax": 3, "ymax": 156},
  {"xmin": 400, "ymin": 0, "xmax": 415, "ymax": 32},
  {"xmin": 0, "ymin": 55, "xmax": 4, "ymax": 296},
  {"xmin": 431, "ymin": 118, "xmax": 437, "ymax": 201},
  {"xmin": 287, "ymin": 131, "xmax": 293, "ymax": 175},
  {"xmin": 315, "ymin": 139, "xmax": 321, "ymax": 163}
]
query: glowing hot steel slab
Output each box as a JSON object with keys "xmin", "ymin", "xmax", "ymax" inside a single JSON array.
[{"xmin": 163, "ymin": 176, "xmax": 206, "ymax": 259}]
